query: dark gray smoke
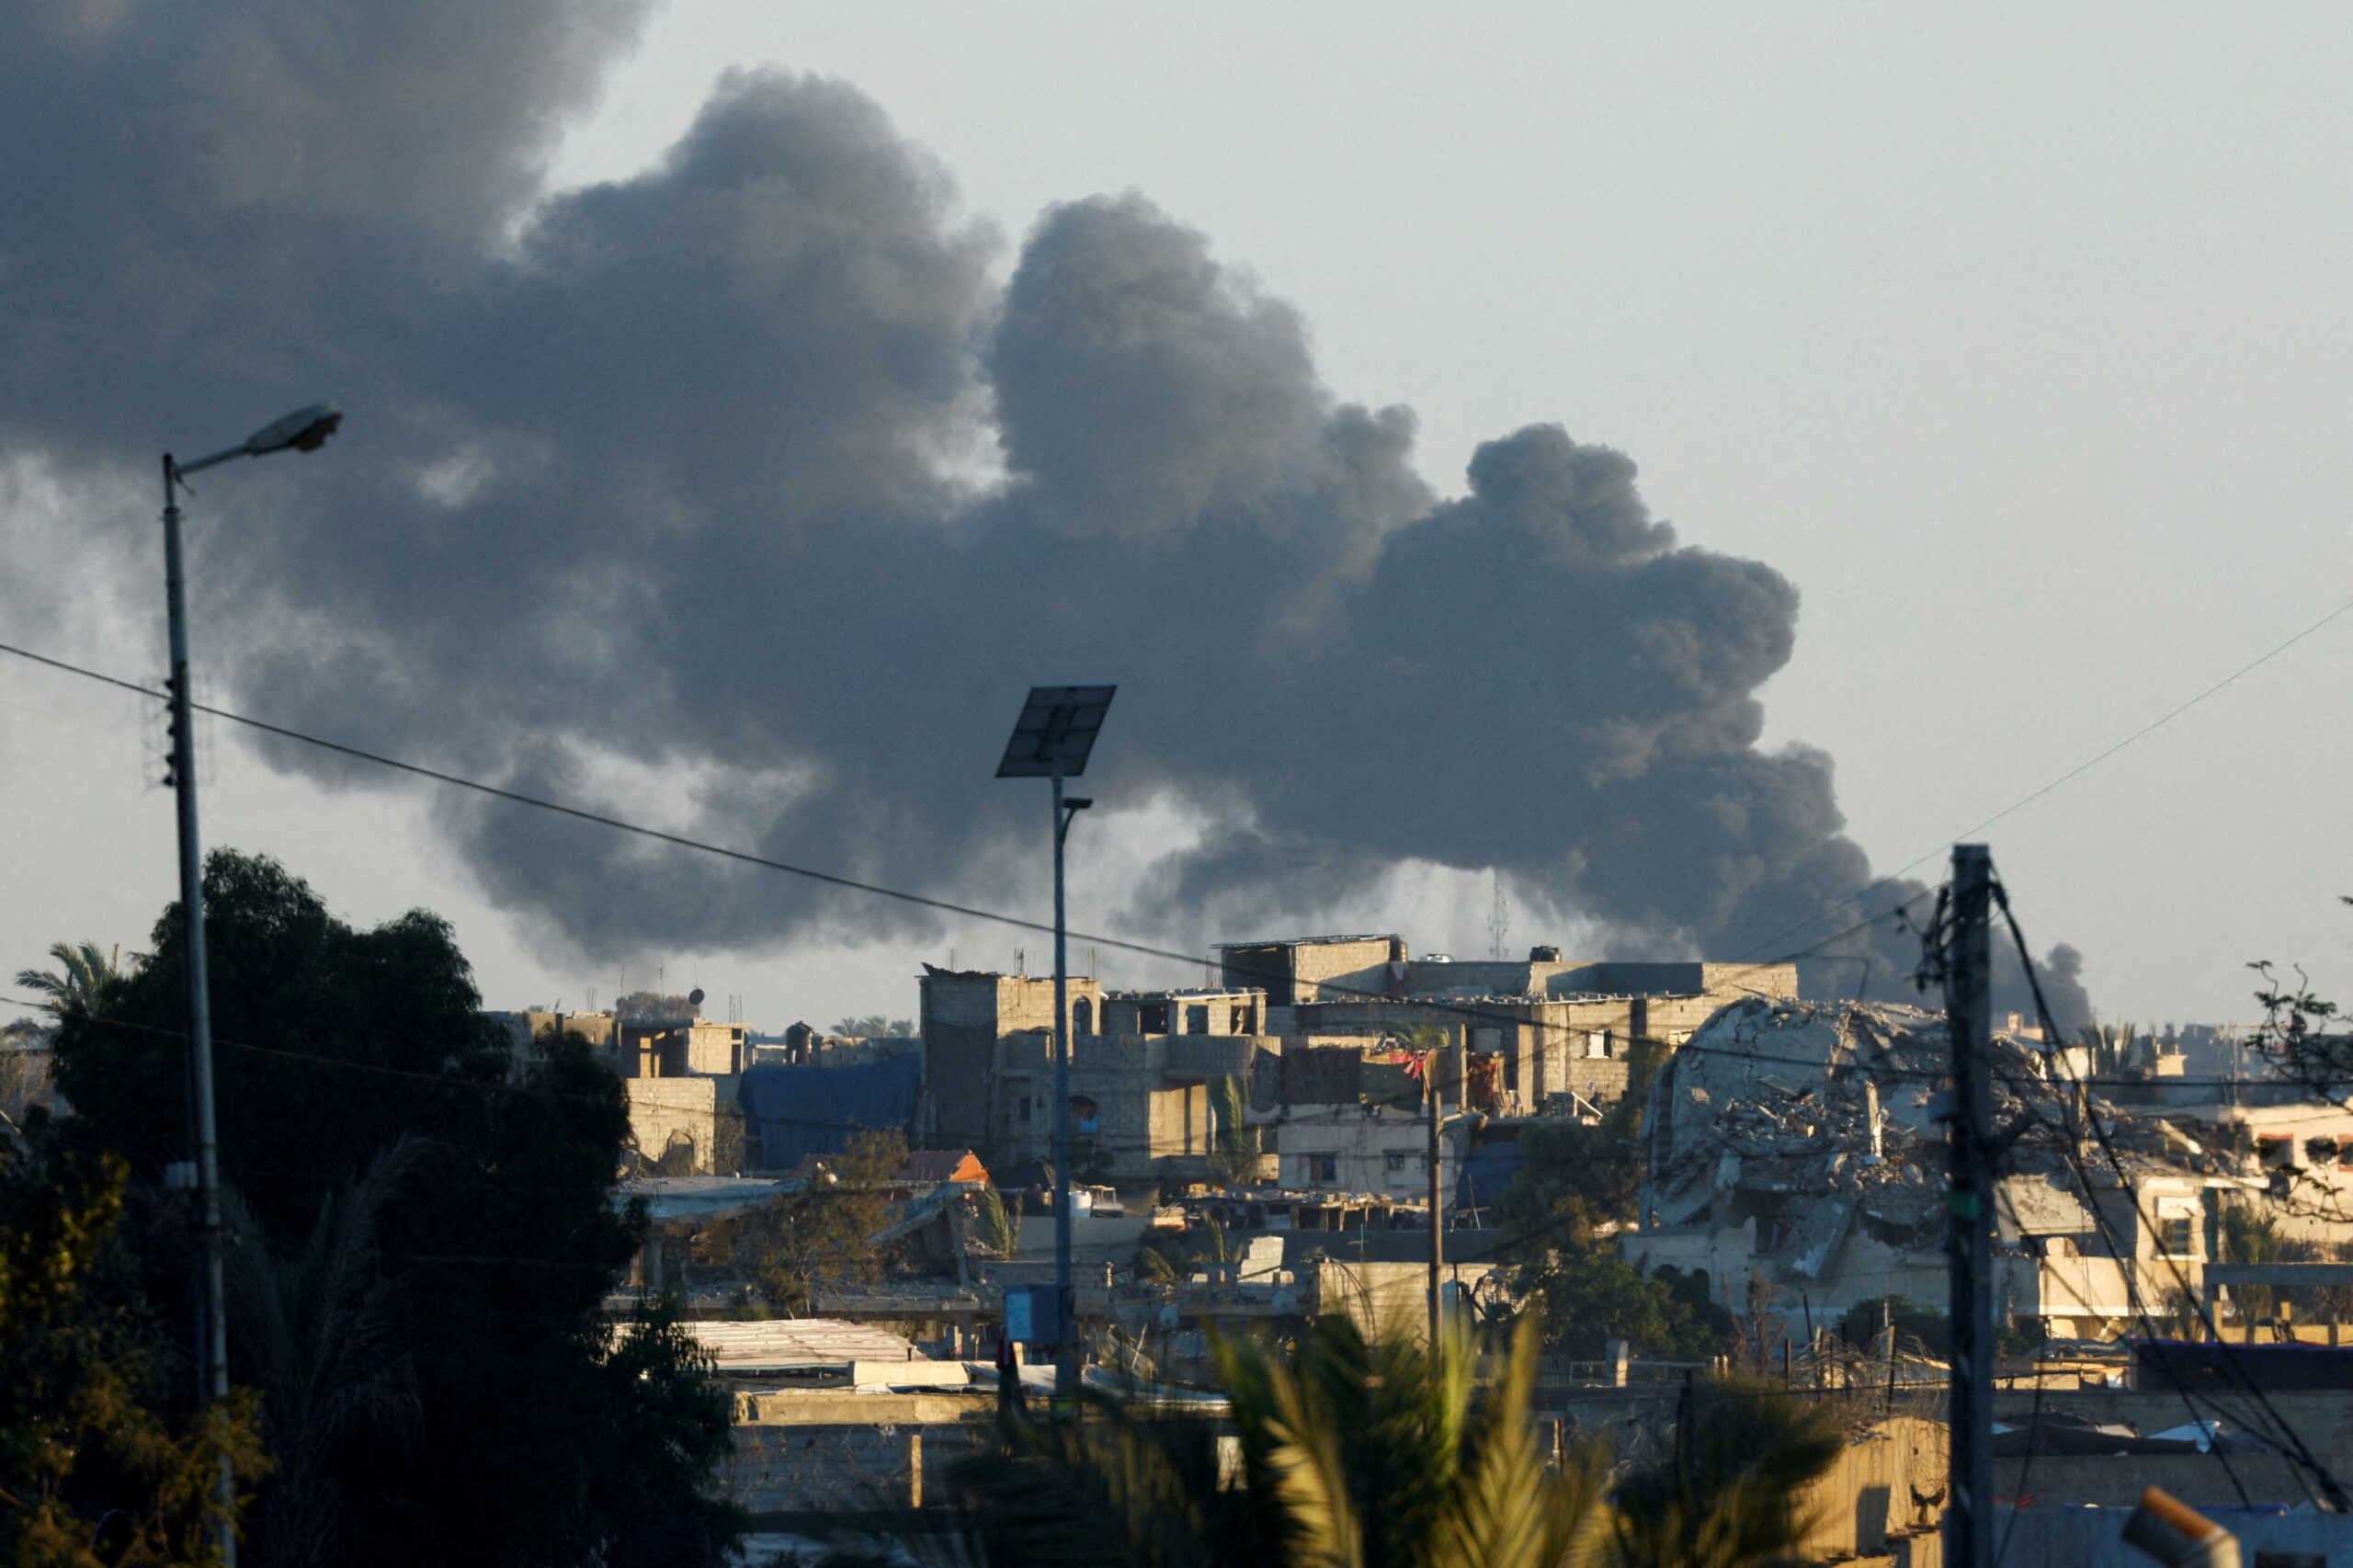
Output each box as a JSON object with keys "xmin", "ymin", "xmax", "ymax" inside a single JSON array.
[{"xmin": 0, "ymin": 1, "xmax": 2088, "ymax": 1012}]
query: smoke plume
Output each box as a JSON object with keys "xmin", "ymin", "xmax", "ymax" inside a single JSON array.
[{"xmin": 0, "ymin": 1, "xmax": 2086, "ymax": 1022}]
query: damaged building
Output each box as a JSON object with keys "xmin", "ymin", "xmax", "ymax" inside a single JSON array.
[{"xmin": 1622, "ymin": 995, "xmax": 2292, "ymax": 1340}]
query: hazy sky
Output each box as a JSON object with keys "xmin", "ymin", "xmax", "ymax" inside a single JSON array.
[{"xmin": 5, "ymin": 2, "xmax": 2349, "ymax": 1033}]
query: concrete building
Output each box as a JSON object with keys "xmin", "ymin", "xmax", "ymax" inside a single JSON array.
[
  {"xmin": 917, "ymin": 965, "xmax": 1104, "ymax": 1154},
  {"xmin": 1224, "ymin": 935, "xmax": 1793, "ymax": 1115}
]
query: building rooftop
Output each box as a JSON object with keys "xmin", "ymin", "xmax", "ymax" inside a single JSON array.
[{"xmin": 1216, "ymin": 934, "xmax": 1398, "ymax": 949}]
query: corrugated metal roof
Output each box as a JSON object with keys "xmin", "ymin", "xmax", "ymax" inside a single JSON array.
[{"xmin": 684, "ymin": 1319, "xmax": 930, "ymax": 1372}]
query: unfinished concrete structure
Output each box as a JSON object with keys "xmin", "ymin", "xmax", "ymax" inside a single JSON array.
[
  {"xmin": 1222, "ymin": 935, "xmax": 1794, "ymax": 1116},
  {"xmin": 917, "ymin": 966, "xmax": 1106, "ymax": 1155}
]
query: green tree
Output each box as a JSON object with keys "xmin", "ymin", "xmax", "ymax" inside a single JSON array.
[
  {"xmin": 833, "ymin": 1015, "xmax": 915, "ymax": 1039},
  {"xmin": 0, "ymin": 1130, "xmax": 270, "ymax": 1566},
  {"xmin": 731, "ymin": 1128, "xmax": 910, "ymax": 1312},
  {"xmin": 1833, "ymin": 1296, "xmax": 1950, "ymax": 1358},
  {"xmin": 1208, "ymin": 1073, "xmax": 1262, "ymax": 1187},
  {"xmin": 909, "ymin": 1313, "xmax": 1843, "ymax": 1568},
  {"xmin": 14, "ymin": 940, "xmax": 124, "ymax": 1019},
  {"xmin": 1516, "ymin": 1250, "xmax": 1727, "ymax": 1360},
  {"xmin": 48, "ymin": 851, "xmax": 742, "ymax": 1568},
  {"xmin": 940, "ymin": 1313, "xmax": 1609, "ymax": 1568},
  {"xmin": 1490, "ymin": 1035, "xmax": 1668, "ymax": 1259}
]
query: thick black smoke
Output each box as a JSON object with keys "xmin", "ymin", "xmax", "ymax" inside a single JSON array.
[{"xmin": 0, "ymin": 1, "xmax": 2087, "ymax": 1018}]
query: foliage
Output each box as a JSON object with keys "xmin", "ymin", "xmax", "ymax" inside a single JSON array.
[
  {"xmin": 731, "ymin": 1128, "xmax": 910, "ymax": 1311},
  {"xmin": 1489, "ymin": 1036, "xmax": 1667, "ymax": 1259},
  {"xmin": 2247, "ymin": 906, "xmax": 2353, "ymax": 1092},
  {"xmin": 47, "ymin": 850, "xmax": 742, "ymax": 1568},
  {"xmin": 1209, "ymin": 1073, "xmax": 1262, "ymax": 1187},
  {"xmin": 1608, "ymin": 1379, "xmax": 1844, "ymax": 1568},
  {"xmin": 13, "ymin": 939, "xmax": 125, "ymax": 1019},
  {"xmin": 1832, "ymin": 1297, "xmax": 1951, "ymax": 1358},
  {"xmin": 2220, "ymin": 1205, "xmax": 2285, "ymax": 1324},
  {"xmin": 894, "ymin": 1313, "xmax": 1842, "ymax": 1568},
  {"xmin": 1137, "ymin": 1215, "xmax": 1241, "ymax": 1286},
  {"xmin": 974, "ymin": 1183, "xmax": 1023, "ymax": 1260},
  {"xmin": 1514, "ymin": 1250, "xmax": 1727, "ymax": 1360},
  {"xmin": 833, "ymin": 1016, "xmax": 915, "ymax": 1040},
  {"xmin": 932, "ymin": 1312, "xmax": 1610, "ymax": 1568},
  {"xmin": 0, "ymin": 1129, "xmax": 271, "ymax": 1566}
]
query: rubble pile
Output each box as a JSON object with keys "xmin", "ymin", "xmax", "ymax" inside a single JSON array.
[{"xmin": 1643, "ymin": 998, "xmax": 2072, "ymax": 1273}]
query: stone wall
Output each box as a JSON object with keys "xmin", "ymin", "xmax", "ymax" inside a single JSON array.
[{"xmin": 725, "ymin": 1421, "xmax": 988, "ymax": 1514}]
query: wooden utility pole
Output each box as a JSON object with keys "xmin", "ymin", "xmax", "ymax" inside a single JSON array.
[{"xmin": 1944, "ymin": 845, "xmax": 1995, "ymax": 1568}]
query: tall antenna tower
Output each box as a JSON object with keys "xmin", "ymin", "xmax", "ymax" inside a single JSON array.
[{"xmin": 1488, "ymin": 871, "xmax": 1510, "ymax": 960}]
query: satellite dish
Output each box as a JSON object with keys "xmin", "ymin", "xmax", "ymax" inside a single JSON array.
[{"xmin": 688, "ymin": 987, "xmax": 706, "ymax": 1008}]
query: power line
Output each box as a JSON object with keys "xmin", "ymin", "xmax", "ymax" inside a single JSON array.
[
  {"xmin": 1727, "ymin": 590, "xmax": 2353, "ymax": 966},
  {"xmin": 1986, "ymin": 873, "xmax": 2348, "ymax": 1510}
]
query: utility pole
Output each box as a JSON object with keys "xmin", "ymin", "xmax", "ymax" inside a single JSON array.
[
  {"xmin": 1428, "ymin": 1067, "xmax": 1445, "ymax": 1346},
  {"xmin": 1943, "ymin": 844, "xmax": 1995, "ymax": 1568},
  {"xmin": 157, "ymin": 403, "xmax": 341, "ymax": 1567}
]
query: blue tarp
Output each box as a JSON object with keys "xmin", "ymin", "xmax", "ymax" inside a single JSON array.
[
  {"xmin": 736, "ymin": 1056, "xmax": 922, "ymax": 1173},
  {"xmin": 1457, "ymin": 1142, "xmax": 1523, "ymax": 1211}
]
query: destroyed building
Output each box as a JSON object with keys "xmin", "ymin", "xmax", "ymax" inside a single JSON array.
[{"xmin": 1623, "ymin": 996, "xmax": 2293, "ymax": 1339}]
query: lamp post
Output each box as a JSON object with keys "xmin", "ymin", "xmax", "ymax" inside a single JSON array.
[
  {"xmin": 996, "ymin": 684, "xmax": 1115, "ymax": 1406},
  {"xmin": 162, "ymin": 403, "xmax": 342, "ymax": 1563}
]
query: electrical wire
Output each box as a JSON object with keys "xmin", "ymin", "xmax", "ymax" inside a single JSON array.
[
  {"xmin": 1723, "ymin": 590, "xmax": 2353, "ymax": 967},
  {"xmin": 1986, "ymin": 876, "xmax": 2348, "ymax": 1511}
]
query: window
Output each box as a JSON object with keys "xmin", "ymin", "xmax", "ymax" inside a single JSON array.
[
  {"xmin": 1585, "ymin": 1031, "xmax": 1611, "ymax": 1060},
  {"xmin": 2259, "ymin": 1135, "xmax": 2296, "ymax": 1171},
  {"xmin": 1384, "ymin": 1151, "xmax": 1424, "ymax": 1179},
  {"xmin": 1140, "ymin": 1002, "xmax": 1171, "ymax": 1033},
  {"xmin": 1308, "ymin": 1153, "xmax": 1338, "ymax": 1185},
  {"xmin": 1069, "ymin": 1096, "xmax": 1099, "ymax": 1134},
  {"xmin": 1073, "ymin": 997, "xmax": 1093, "ymax": 1035},
  {"xmin": 2156, "ymin": 1217, "xmax": 2194, "ymax": 1257},
  {"xmin": 1185, "ymin": 1004, "xmax": 1210, "ymax": 1034},
  {"xmin": 1017, "ymin": 1096, "xmax": 1030, "ymax": 1123}
]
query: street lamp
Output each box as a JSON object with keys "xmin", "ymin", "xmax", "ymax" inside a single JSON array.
[
  {"xmin": 995, "ymin": 684, "xmax": 1115, "ymax": 1406},
  {"xmin": 162, "ymin": 402, "xmax": 342, "ymax": 1564}
]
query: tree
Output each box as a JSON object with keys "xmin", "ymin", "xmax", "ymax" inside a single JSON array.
[
  {"xmin": 1608, "ymin": 1379, "xmax": 1844, "ymax": 1568},
  {"xmin": 1515, "ymin": 1249, "xmax": 1728, "ymax": 1360},
  {"xmin": 0, "ymin": 1127, "xmax": 270, "ymax": 1566},
  {"xmin": 1489, "ymin": 1035, "xmax": 1668, "ymax": 1259},
  {"xmin": 907, "ymin": 1312, "xmax": 1843, "ymax": 1568},
  {"xmin": 48, "ymin": 850, "xmax": 741, "ymax": 1568},
  {"xmin": 833, "ymin": 1015, "xmax": 915, "ymax": 1040},
  {"xmin": 730, "ymin": 1128, "xmax": 910, "ymax": 1312},
  {"xmin": 1208, "ymin": 1073, "xmax": 1262, "ymax": 1187},
  {"xmin": 14, "ymin": 939, "xmax": 124, "ymax": 1019},
  {"xmin": 938, "ymin": 1313, "xmax": 1609, "ymax": 1568}
]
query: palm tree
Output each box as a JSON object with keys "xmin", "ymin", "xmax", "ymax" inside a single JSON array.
[
  {"xmin": 915, "ymin": 1314, "xmax": 1608, "ymax": 1568},
  {"xmin": 14, "ymin": 939, "xmax": 123, "ymax": 1017},
  {"xmin": 223, "ymin": 1136, "xmax": 427, "ymax": 1568},
  {"xmin": 896, "ymin": 1310, "xmax": 1845, "ymax": 1568},
  {"xmin": 1608, "ymin": 1380, "xmax": 1844, "ymax": 1568}
]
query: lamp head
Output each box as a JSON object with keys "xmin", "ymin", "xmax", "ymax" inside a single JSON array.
[{"xmin": 243, "ymin": 403, "xmax": 342, "ymax": 457}]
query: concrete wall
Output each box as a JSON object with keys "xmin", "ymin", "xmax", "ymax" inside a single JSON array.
[
  {"xmin": 918, "ymin": 972, "xmax": 1105, "ymax": 1153},
  {"xmin": 626, "ymin": 1077, "xmax": 717, "ymax": 1173},
  {"xmin": 1275, "ymin": 1105, "xmax": 1467, "ymax": 1198},
  {"xmin": 1313, "ymin": 1259, "xmax": 1495, "ymax": 1342},
  {"xmin": 725, "ymin": 1419, "xmax": 987, "ymax": 1515},
  {"xmin": 1222, "ymin": 936, "xmax": 1404, "ymax": 1007}
]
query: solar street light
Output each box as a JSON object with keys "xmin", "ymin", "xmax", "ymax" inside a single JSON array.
[{"xmin": 996, "ymin": 685, "xmax": 1115, "ymax": 1406}]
